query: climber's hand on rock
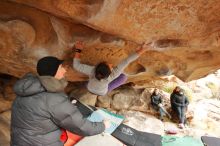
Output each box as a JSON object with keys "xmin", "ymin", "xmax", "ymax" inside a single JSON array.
[
  {"xmin": 148, "ymin": 40, "xmax": 165, "ymax": 52},
  {"xmin": 75, "ymin": 41, "xmax": 84, "ymax": 49},
  {"xmin": 141, "ymin": 41, "xmax": 152, "ymax": 50},
  {"xmin": 136, "ymin": 41, "xmax": 151, "ymax": 55},
  {"xmin": 73, "ymin": 41, "xmax": 84, "ymax": 53}
]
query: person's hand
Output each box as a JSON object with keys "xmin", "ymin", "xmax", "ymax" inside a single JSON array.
[
  {"xmin": 148, "ymin": 40, "xmax": 165, "ymax": 52},
  {"xmin": 74, "ymin": 41, "xmax": 84, "ymax": 50},
  {"xmin": 136, "ymin": 41, "xmax": 151, "ymax": 55},
  {"xmin": 158, "ymin": 103, "xmax": 163, "ymax": 107},
  {"xmin": 103, "ymin": 119, "xmax": 111, "ymax": 129},
  {"xmin": 150, "ymin": 41, "xmax": 156, "ymax": 49},
  {"xmin": 72, "ymin": 41, "xmax": 84, "ymax": 53},
  {"xmin": 141, "ymin": 41, "xmax": 152, "ymax": 50}
]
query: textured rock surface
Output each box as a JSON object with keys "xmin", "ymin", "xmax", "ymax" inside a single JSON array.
[
  {"xmin": 0, "ymin": 0, "xmax": 220, "ymax": 82},
  {"xmin": 0, "ymin": 111, "xmax": 11, "ymax": 146},
  {"xmin": 96, "ymin": 95, "xmax": 112, "ymax": 108},
  {"xmin": 0, "ymin": 97, "xmax": 12, "ymax": 113},
  {"xmin": 119, "ymin": 110, "xmax": 164, "ymax": 135}
]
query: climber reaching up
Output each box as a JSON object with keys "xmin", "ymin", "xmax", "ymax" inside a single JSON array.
[{"xmin": 72, "ymin": 41, "xmax": 152, "ymax": 96}]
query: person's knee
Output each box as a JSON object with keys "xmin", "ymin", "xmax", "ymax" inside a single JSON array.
[
  {"xmin": 120, "ymin": 74, "xmax": 128, "ymax": 81},
  {"xmin": 175, "ymin": 107, "xmax": 180, "ymax": 113}
]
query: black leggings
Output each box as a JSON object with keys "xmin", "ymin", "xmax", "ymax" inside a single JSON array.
[{"xmin": 176, "ymin": 106, "xmax": 186, "ymax": 124}]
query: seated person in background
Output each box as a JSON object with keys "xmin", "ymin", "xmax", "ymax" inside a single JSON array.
[
  {"xmin": 151, "ymin": 88, "xmax": 171, "ymax": 121},
  {"xmin": 170, "ymin": 88, "xmax": 189, "ymax": 129},
  {"xmin": 72, "ymin": 41, "xmax": 153, "ymax": 96}
]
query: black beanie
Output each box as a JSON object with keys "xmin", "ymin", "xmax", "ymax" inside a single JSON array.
[{"xmin": 37, "ymin": 56, "xmax": 63, "ymax": 76}]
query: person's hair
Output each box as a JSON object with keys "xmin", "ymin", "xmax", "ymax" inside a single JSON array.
[
  {"xmin": 174, "ymin": 86, "xmax": 181, "ymax": 93},
  {"xmin": 95, "ymin": 62, "xmax": 111, "ymax": 80},
  {"xmin": 152, "ymin": 88, "xmax": 159, "ymax": 95}
]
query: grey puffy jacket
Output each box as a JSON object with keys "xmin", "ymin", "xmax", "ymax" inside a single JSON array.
[{"xmin": 11, "ymin": 73, "xmax": 105, "ymax": 146}]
